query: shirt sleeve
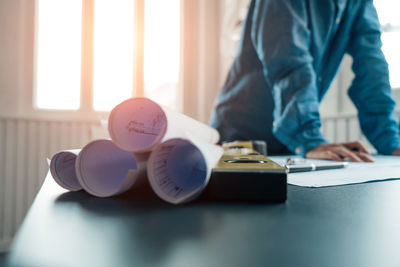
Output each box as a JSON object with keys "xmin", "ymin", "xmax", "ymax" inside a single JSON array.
[
  {"xmin": 346, "ymin": 0, "xmax": 400, "ymax": 155},
  {"xmin": 250, "ymin": 0, "xmax": 327, "ymax": 155}
]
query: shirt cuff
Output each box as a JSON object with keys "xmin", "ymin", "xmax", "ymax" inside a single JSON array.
[
  {"xmin": 375, "ymin": 135, "xmax": 400, "ymax": 155},
  {"xmin": 273, "ymin": 124, "xmax": 327, "ymax": 156}
]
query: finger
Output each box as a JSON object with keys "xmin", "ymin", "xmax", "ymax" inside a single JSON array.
[
  {"xmin": 305, "ymin": 151, "xmax": 323, "ymax": 160},
  {"xmin": 325, "ymin": 150, "xmax": 343, "ymax": 162},
  {"xmin": 306, "ymin": 150, "xmax": 343, "ymax": 162},
  {"xmin": 332, "ymin": 146, "xmax": 363, "ymax": 162},
  {"xmin": 356, "ymin": 152, "xmax": 374, "ymax": 162},
  {"xmin": 343, "ymin": 141, "xmax": 370, "ymax": 154}
]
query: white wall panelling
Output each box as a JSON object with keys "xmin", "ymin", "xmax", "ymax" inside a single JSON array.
[{"xmin": 0, "ymin": 118, "xmax": 100, "ymax": 252}]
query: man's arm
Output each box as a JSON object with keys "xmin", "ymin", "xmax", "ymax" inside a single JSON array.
[
  {"xmin": 346, "ymin": 0, "xmax": 400, "ymax": 155},
  {"xmin": 250, "ymin": 0, "xmax": 327, "ymax": 155}
]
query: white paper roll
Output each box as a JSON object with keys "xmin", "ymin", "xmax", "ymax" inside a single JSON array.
[
  {"xmin": 50, "ymin": 149, "xmax": 82, "ymax": 191},
  {"xmin": 75, "ymin": 139, "xmax": 146, "ymax": 197},
  {"xmin": 108, "ymin": 97, "xmax": 219, "ymax": 153},
  {"xmin": 147, "ymin": 137, "xmax": 223, "ymax": 204}
]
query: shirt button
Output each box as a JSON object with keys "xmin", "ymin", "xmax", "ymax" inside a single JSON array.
[
  {"xmin": 273, "ymin": 121, "xmax": 277, "ymax": 127},
  {"xmin": 295, "ymin": 147, "xmax": 301, "ymax": 154},
  {"xmin": 335, "ymin": 17, "xmax": 341, "ymax": 24}
]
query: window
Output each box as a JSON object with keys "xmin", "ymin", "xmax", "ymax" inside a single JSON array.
[
  {"xmin": 375, "ymin": 0, "xmax": 400, "ymax": 89},
  {"xmin": 144, "ymin": 0, "xmax": 180, "ymax": 110},
  {"xmin": 92, "ymin": 0, "xmax": 134, "ymax": 111},
  {"xmin": 35, "ymin": 0, "xmax": 82, "ymax": 110},
  {"xmin": 35, "ymin": 0, "xmax": 181, "ymax": 111}
]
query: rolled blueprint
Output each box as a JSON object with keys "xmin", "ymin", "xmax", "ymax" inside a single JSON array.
[
  {"xmin": 147, "ymin": 137, "xmax": 223, "ymax": 204},
  {"xmin": 108, "ymin": 97, "xmax": 220, "ymax": 153},
  {"xmin": 75, "ymin": 139, "xmax": 147, "ymax": 197},
  {"xmin": 50, "ymin": 149, "xmax": 82, "ymax": 191}
]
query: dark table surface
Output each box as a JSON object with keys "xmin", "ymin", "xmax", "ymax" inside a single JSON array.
[{"xmin": 6, "ymin": 172, "xmax": 400, "ymax": 267}]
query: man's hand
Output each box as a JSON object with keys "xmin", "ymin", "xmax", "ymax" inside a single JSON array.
[
  {"xmin": 392, "ymin": 147, "xmax": 400, "ymax": 156},
  {"xmin": 305, "ymin": 141, "xmax": 374, "ymax": 162}
]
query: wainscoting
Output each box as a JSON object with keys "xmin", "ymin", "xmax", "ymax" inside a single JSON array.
[
  {"xmin": 0, "ymin": 117, "xmax": 104, "ymax": 251},
  {"xmin": 322, "ymin": 115, "xmax": 365, "ymax": 144}
]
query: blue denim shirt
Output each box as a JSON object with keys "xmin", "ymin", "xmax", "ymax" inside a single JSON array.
[{"xmin": 210, "ymin": 0, "xmax": 400, "ymax": 155}]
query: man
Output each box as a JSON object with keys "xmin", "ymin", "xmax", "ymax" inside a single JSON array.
[{"xmin": 210, "ymin": 0, "xmax": 400, "ymax": 162}]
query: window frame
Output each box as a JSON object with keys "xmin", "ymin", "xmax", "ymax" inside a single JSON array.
[
  {"xmin": 23, "ymin": 0, "xmax": 220, "ymax": 123},
  {"xmin": 29, "ymin": 0, "xmax": 148, "ymax": 120}
]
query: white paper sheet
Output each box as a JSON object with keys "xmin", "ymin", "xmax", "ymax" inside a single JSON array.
[
  {"xmin": 147, "ymin": 137, "xmax": 223, "ymax": 204},
  {"xmin": 269, "ymin": 155, "xmax": 400, "ymax": 187},
  {"xmin": 75, "ymin": 139, "xmax": 146, "ymax": 197},
  {"xmin": 49, "ymin": 149, "xmax": 82, "ymax": 191},
  {"xmin": 49, "ymin": 141, "xmax": 148, "ymax": 197},
  {"xmin": 108, "ymin": 97, "xmax": 219, "ymax": 153}
]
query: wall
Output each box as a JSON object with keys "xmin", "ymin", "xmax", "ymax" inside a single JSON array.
[
  {"xmin": 181, "ymin": 0, "xmax": 221, "ymax": 123},
  {"xmin": 0, "ymin": 0, "xmax": 31, "ymax": 118},
  {"xmin": 0, "ymin": 118, "xmax": 101, "ymax": 251}
]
